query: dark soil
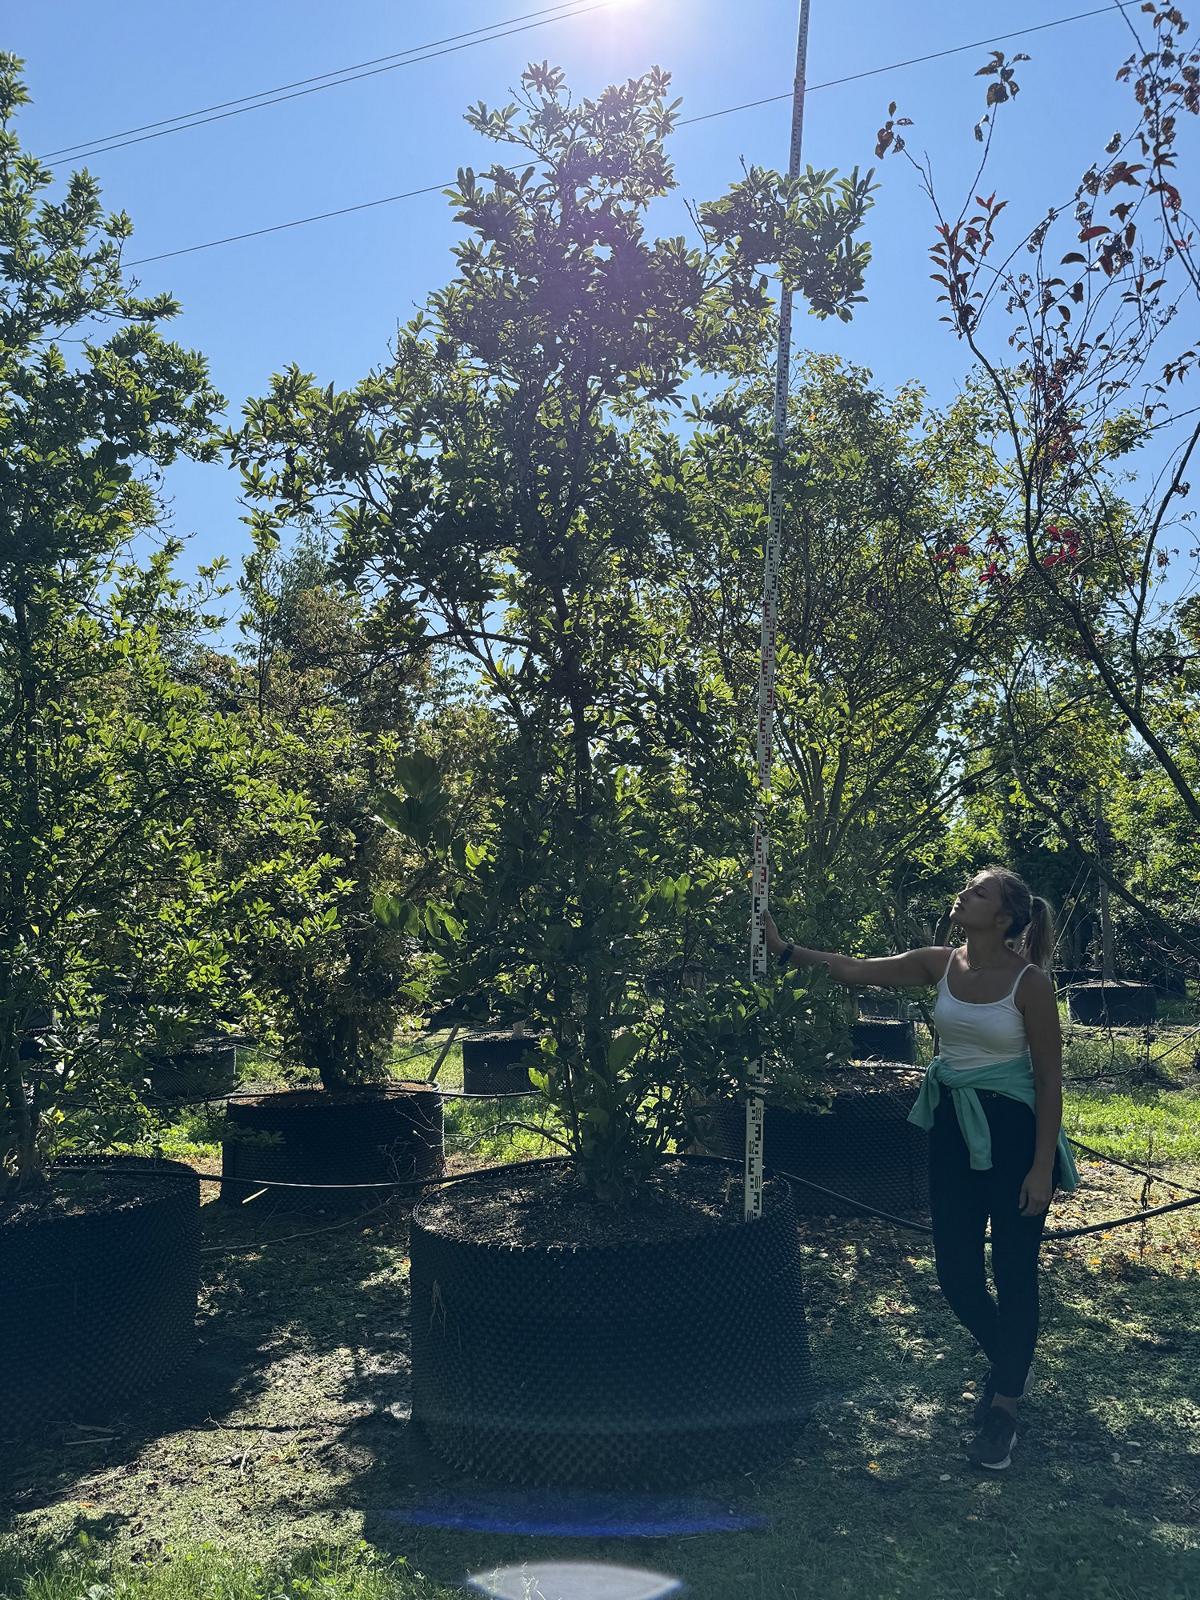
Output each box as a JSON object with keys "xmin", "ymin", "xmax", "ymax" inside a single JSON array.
[
  {"xmin": 227, "ymin": 1082, "xmax": 435, "ymax": 1109},
  {"xmin": 0, "ymin": 1165, "xmax": 186, "ymax": 1226},
  {"xmin": 414, "ymin": 1157, "xmax": 788, "ymax": 1248}
]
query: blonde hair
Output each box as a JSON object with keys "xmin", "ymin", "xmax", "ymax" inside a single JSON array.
[{"xmin": 982, "ymin": 863, "xmax": 1056, "ymax": 969}]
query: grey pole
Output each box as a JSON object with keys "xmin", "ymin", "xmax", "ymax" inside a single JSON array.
[{"xmin": 746, "ymin": 0, "xmax": 812, "ymax": 1219}]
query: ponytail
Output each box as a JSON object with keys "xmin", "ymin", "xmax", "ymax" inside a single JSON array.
[
  {"xmin": 983, "ymin": 863, "xmax": 1056, "ymax": 969},
  {"xmin": 1021, "ymin": 895, "xmax": 1055, "ymax": 970}
]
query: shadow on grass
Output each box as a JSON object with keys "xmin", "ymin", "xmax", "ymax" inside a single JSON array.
[
  {"xmin": 2, "ymin": 1163, "xmax": 1196, "ymax": 1600},
  {"xmin": 0, "ymin": 1184, "xmax": 448, "ymax": 1528}
]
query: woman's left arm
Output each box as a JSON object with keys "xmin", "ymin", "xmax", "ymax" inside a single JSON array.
[{"xmin": 1020, "ymin": 969, "xmax": 1064, "ymax": 1216}]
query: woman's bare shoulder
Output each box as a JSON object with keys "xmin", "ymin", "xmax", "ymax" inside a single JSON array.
[
  {"xmin": 919, "ymin": 946, "xmax": 956, "ymax": 983},
  {"xmin": 1014, "ymin": 962, "xmax": 1055, "ymax": 1006}
]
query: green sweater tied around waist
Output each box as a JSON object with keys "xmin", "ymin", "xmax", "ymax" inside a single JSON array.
[{"xmin": 907, "ymin": 1053, "xmax": 1080, "ymax": 1192}]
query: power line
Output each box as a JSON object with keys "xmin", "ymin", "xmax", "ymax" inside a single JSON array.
[
  {"xmin": 41, "ymin": 0, "xmax": 598, "ymax": 160},
  {"xmin": 128, "ymin": 181, "xmax": 454, "ymax": 265},
  {"xmin": 125, "ymin": 3, "xmax": 1122, "ymax": 270},
  {"xmin": 676, "ymin": 3, "xmax": 1124, "ymax": 129},
  {"xmin": 41, "ymin": 0, "xmax": 612, "ymax": 169}
]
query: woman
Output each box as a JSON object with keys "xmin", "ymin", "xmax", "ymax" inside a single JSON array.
[{"xmin": 765, "ymin": 864, "xmax": 1079, "ymax": 1471}]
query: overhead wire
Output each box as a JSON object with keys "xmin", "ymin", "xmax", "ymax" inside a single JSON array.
[
  {"xmin": 122, "ymin": 3, "xmax": 1124, "ymax": 269},
  {"xmin": 40, "ymin": 0, "xmax": 613, "ymax": 168},
  {"xmin": 674, "ymin": 3, "xmax": 1125, "ymax": 128}
]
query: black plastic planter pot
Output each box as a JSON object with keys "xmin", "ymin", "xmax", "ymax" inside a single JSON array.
[
  {"xmin": 0, "ymin": 1156, "xmax": 199, "ymax": 1433},
  {"xmin": 857, "ymin": 989, "xmax": 903, "ymax": 1019},
  {"xmin": 150, "ymin": 1036, "xmax": 239, "ymax": 1100},
  {"xmin": 220, "ymin": 1083, "xmax": 443, "ymax": 1208},
  {"xmin": 1067, "ymin": 982, "xmax": 1159, "ymax": 1027},
  {"xmin": 460, "ymin": 1032, "xmax": 540, "ymax": 1096},
  {"xmin": 410, "ymin": 1157, "xmax": 815, "ymax": 1488},
  {"xmin": 850, "ymin": 1018, "xmax": 916, "ymax": 1063},
  {"xmin": 1054, "ymin": 968, "xmax": 1102, "ymax": 991},
  {"xmin": 703, "ymin": 1066, "xmax": 929, "ymax": 1221},
  {"xmin": 427, "ymin": 1001, "xmax": 486, "ymax": 1031},
  {"xmin": 1151, "ymin": 968, "xmax": 1187, "ymax": 999}
]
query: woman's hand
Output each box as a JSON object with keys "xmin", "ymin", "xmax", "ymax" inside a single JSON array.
[
  {"xmin": 763, "ymin": 910, "xmax": 785, "ymax": 956},
  {"xmin": 1018, "ymin": 1164, "xmax": 1054, "ymax": 1217}
]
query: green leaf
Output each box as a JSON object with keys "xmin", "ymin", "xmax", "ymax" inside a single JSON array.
[
  {"xmin": 373, "ymin": 893, "xmax": 419, "ymax": 933},
  {"xmin": 607, "ymin": 1033, "xmax": 641, "ymax": 1074}
]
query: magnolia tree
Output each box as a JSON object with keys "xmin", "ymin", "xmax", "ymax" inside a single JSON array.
[
  {"xmin": 231, "ymin": 64, "xmax": 877, "ymax": 1202},
  {"xmin": 875, "ymin": 5, "xmax": 1200, "ymax": 970},
  {"xmin": 668, "ymin": 358, "xmax": 1030, "ymax": 958},
  {"xmin": 0, "ymin": 57, "xmax": 341, "ymax": 1196}
]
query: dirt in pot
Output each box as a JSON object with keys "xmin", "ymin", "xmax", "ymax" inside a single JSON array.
[
  {"xmin": 0, "ymin": 1166, "xmax": 176, "ymax": 1224},
  {"xmin": 417, "ymin": 1158, "xmax": 782, "ymax": 1249}
]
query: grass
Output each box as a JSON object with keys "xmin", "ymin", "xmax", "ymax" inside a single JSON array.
[
  {"xmin": 14, "ymin": 1022, "xmax": 1197, "ymax": 1599},
  {"xmin": 1063, "ymin": 1085, "xmax": 1200, "ymax": 1169},
  {"xmin": 0, "ymin": 1540, "xmax": 441, "ymax": 1600},
  {"xmin": 389, "ymin": 1029, "xmax": 562, "ymax": 1169}
]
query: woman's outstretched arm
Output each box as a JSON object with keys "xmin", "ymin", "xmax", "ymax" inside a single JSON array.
[{"xmin": 764, "ymin": 912, "xmax": 946, "ymax": 988}]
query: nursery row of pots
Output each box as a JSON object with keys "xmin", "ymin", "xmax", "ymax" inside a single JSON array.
[
  {"xmin": 3, "ymin": 1031, "xmax": 931, "ymax": 1487},
  {"xmin": 856, "ymin": 977, "xmax": 1168, "ymax": 1032}
]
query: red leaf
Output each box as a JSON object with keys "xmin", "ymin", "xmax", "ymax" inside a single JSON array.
[
  {"xmin": 1079, "ymin": 225, "xmax": 1111, "ymax": 241},
  {"xmin": 1149, "ymin": 180, "xmax": 1183, "ymax": 208}
]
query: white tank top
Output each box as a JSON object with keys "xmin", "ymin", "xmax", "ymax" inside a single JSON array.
[{"xmin": 932, "ymin": 948, "xmax": 1034, "ymax": 1070}]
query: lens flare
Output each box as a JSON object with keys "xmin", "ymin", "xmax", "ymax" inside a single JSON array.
[{"xmin": 467, "ymin": 1562, "xmax": 682, "ymax": 1600}]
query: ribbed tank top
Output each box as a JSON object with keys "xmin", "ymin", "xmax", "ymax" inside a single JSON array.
[{"xmin": 932, "ymin": 948, "xmax": 1035, "ymax": 1070}]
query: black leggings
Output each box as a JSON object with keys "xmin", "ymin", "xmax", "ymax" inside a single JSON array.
[{"xmin": 929, "ymin": 1089, "xmax": 1060, "ymax": 1398}]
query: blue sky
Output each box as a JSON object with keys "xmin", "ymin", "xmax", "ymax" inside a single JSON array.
[{"xmin": 9, "ymin": 0, "xmax": 1189, "ymax": 605}]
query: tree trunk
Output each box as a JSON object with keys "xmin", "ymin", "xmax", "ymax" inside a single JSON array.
[
  {"xmin": 1099, "ymin": 875, "xmax": 1116, "ymax": 984},
  {"xmin": 1096, "ymin": 794, "xmax": 1116, "ymax": 983},
  {"xmin": 4, "ymin": 585, "xmax": 45, "ymax": 1194}
]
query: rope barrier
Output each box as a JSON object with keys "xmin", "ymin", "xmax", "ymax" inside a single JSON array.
[
  {"xmin": 45, "ymin": 1154, "xmax": 566, "ymax": 1194},
  {"xmin": 1067, "ymin": 1135, "xmax": 1200, "ymax": 1197},
  {"xmin": 699, "ymin": 1154, "xmax": 1200, "ymax": 1242},
  {"xmin": 46, "ymin": 1148, "xmax": 1200, "ymax": 1246}
]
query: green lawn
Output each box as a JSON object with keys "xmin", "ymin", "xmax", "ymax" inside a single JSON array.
[
  {"xmin": 1063, "ymin": 1084, "xmax": 1200, "ymax": 1169},
  {"xmin": 14, "ymin": 1025, "xmax": 1195, "ymax": 1600}
]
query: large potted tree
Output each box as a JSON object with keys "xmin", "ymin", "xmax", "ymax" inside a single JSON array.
[
  {"xmin": 213, "ymin": 545, "xmax": 453, "ymax": 1207},
  {"xmin": 232, "ymin": 63, "xmax": 877, "ymax": 1482},
  {"xmin": 0, "ymin": 57, "xmax": 330, "ymax": 1429},
  {"xmin": 238, "ymin": 63, "xmax": 876, "ymax": 1484}
]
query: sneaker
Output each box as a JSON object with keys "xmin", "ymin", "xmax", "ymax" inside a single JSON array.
[
  {"xmin": 967, "ymin": 1406, "xmax": 1018, "ymax": 1470},
  {"xmin": 971, "ymin": 1367, "xmax": 1029, "ymax": 1427}
]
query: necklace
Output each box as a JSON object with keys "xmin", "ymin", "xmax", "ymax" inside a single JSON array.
[{"xmin": 964, "ymin": 949, "xmax": 1007, "ymax": 973}]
